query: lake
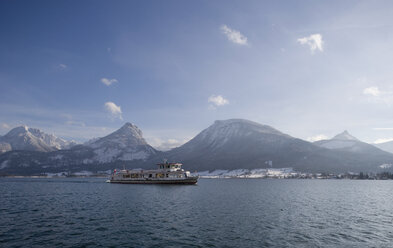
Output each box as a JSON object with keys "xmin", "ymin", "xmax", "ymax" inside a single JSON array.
[{"xmin": 1, "ymin": 178, "xmax": 393, "ymax": 247}]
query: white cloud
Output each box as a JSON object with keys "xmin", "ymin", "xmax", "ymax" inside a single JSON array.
[
  {"xmin": 55, "ymin": 64, "xmax": 68, "ymax": 71},
  {"xmin": 374, "ymin": 138, "xmax": 393, "ymax": 144},
  {"xmin": 363, "ymin": 87, "xmax": 381, "ymax": 97},
  {"xmin": 362, "ymin": 86, "xmax": 393, "ymax": 106},
  {"xmin": 221, "ymin": 25, "xmax": 248, "ymax": 45},
  {"xmin": 307, "ymin": 134, "xmax": 328, "ymax": 142},
  {"xmin": 101, "ymin": 78, "xmax": 118, "ymax": 86},
  {"xmin": 208, "ymin": 95, "xmax": 229, "ymax": 107},
  {"xmin": 297, "ymin": 34, "xmax": 324, "ymax": 53},
  {"xmin": 104, "ymin": 102, "xmax": 123, "ymax": 120}
]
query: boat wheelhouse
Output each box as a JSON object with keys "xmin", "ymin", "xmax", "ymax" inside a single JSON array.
[{"xmin": 108, "ymin": 162, "xmax": 198, "ymax": 184}]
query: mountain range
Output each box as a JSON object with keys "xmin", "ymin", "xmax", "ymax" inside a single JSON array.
[
  {"xmin": 1, "ymin": 119, "xmax": 393, "ymax": 175},
  {"xmin": 0, "ymin": 126, "xmax": 76, "ymax": 154}
]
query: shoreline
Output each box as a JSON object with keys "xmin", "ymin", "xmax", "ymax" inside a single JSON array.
[{"xmin": 1, "ymin": 175, "xmax": 393, "ymax": 180}]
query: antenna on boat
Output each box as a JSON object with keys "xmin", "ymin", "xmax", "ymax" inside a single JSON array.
[{"xmin": 123, "ymin": 164, "xmax": 126, "ymax": 170}]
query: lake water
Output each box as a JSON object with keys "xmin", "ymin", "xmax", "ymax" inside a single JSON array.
[{"xmin": 1, "ymin": 178, "xmax": 393, "ymax": 247}]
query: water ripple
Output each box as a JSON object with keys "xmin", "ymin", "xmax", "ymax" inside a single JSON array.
[{"xmin": 1, "ymin": 178, "xmax": 393, "ymax": 247}]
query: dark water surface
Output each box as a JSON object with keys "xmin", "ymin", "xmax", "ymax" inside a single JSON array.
[{"xmin": 1, "ymin": 178, "xmax": 393, "ymax": 247}]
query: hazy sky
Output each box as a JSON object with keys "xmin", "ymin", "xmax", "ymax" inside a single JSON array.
[{"xmin": 2, "ymin": 0, "xmax": 393, "ymax": 150}]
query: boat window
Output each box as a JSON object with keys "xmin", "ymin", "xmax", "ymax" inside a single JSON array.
[{"xmin": 149, "ymin": 174, "xmax": 152, "ymax": 178}]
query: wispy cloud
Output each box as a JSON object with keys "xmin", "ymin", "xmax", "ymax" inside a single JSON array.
[
  {"xmin": 297, "ymin": 34, "xmax": 324, "ymax": 53},
  {"xmin": 363, "ymin": 86, "xmax": 393, "ymax": 106},
  {"xmin": 55, "ymin": 64, "xmax": 68, "ymax": 71},
  {"xmin": 104, "ymin": 102, "xmax": 123, "ymax": 120},
  {"xmin": 1, "ymin": 123, "xmax": 10, "ymax": 130},
  {"xmin": 61, "ymin": 114, "xmax": 86, "ymax": 127},
  {"xmin": 66, "ymin": 120, "xmax": 86, "ymax": 127},
  {"xmin": 208, "ymin": 95, "xmax": 229, "ymax": 108},
  {"xmin": 374, "ymin": 138, "xmax": 393, "ymax": 144},
  {"xmin": 373, "ymin": 127, "xmax": 393, "ymax": 130},
  {"xmin": 363, "ymin": 87, "xmax": 381, "ymax": 97},
  {"xmin": 221, "ymin": 25, "xmax": 248, "ymax": 45},
  {"xmin": 307, "ymin": 134, "xmax": 328, "ymax": 142},
  {"xmin": 101, "ymin": 78, "xmax": 118, "ymax": 86},
  {"xmin": 148, "ymin": 137, "xmax": 190, "ymax": 151}
]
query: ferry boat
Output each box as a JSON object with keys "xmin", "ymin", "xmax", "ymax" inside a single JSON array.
[{"xmin": 108, "ymin": 162, "xmax": 198, "ymax": 184}]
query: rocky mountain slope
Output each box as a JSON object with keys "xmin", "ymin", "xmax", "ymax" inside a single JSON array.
[
  {"xmin": 1, "ymin": 119, "xmax": 393, "ymax": 175},
  {"xmin": 85, "ymin": 122, "xmax": 157, "ymax": 163},
  {"xmin": 0, "ymin": 126, "xmax": 76, "ymax": 154},
  {"xmin": 0, "ymin": 123, "xmax": 158, "ymax": 175}
]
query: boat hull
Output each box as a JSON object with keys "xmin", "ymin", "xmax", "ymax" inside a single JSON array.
[{"xmin": 109, "ymin": 177, "xmax": 198, "ymax": 185}]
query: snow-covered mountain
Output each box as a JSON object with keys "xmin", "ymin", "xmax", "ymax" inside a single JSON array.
[
  {"xmin": 314, "ymin": 131, "xmax": 360, "ymax": 150},
  {"xmin": 191, "ymin": 119, "xmax": 291, "ymax": 149},
  {"xmin": 2, "ymin": 119, "xmax": 393, "ymax": 175},
  {"xmin": 162, "ymin": 119, "xmax": 393, "ymax": 173},
  {"xmin": 85, "ymin": 122, "xmax": 157, "ymax": 163},
  {"xmin": 0, "ymin": 125, "xmax": 76, "ymax": 154},
  {"xmin": 0, "ymin": 122, "xmax": 159, "ymax": 175},
  {"xmin": 163, "ymin": 119, "xmax": 330, "ymax": 172},
  {"xmin": 314, "ymin": 131, "xmax": 385, "ymax": 154}
]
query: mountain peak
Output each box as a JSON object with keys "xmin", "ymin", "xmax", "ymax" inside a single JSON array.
[
  {"xmin": 119, "ymin": 122, "xmax": 139, "ymax": 131},
  {"xmin": 122, "ymin": 122, "xmax": 136, "ymax": 128},
  {"xmin": 332, "ymin": 130, "xmax": 358, "ymax": 141},
  {"xmin": 116, "ymin": 122, "xmax": 143, "ymax": 137},
  {"xmin": 84, "ymin": 122, "xmax": 156, "ymax": 163},
  {"xmin": 6, "ymin": 125, "xmax": 29, "ymax": 136},
  {"xmin": 211, "ymin": 119, "xmax": 287, "ymax": 137},
  {"xmin": 174, "ymin": 119, "xmax": 291, "ymax": 153},
  {"xmin": 88, "ymin": 122, "xmax": 148, "ymax": 148},
  {"xmin": 214, "ymin": 118, "xmax": 263, "ymax": 125}
]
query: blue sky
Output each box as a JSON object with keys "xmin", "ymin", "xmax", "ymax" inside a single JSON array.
[{"xmin": 2, "ymin": 0, "xmax": 393, "ymax": 150}]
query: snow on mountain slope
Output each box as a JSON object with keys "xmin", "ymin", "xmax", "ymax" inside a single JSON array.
[
  {"xmin": 162, "ymin": 119, "xmax": 393, "ymax": 173},
  {"xmin": 3, "ymin": 120, "xmax": 393, "ymax": 175},
  {"xmin": 332, "ymin": 130, "xmax": 359, "ymax": 141},
  {"xmin": 314, "ymin": 130, "xmax": 389, "ymax": 154},
  {"xmin": 183, "ymin": 119, "xmax": 291, "ymax": 151},
  {"xmin": 163, "ymin": 119, "xmax": 322, "ymax": 171},
  {"xmin": 0, "ymin": 125, "xmax": 76, "ymax": 154},
  {"xmin": 314, "ymin": 131, "xmax": 360, "ymax": 150},
  {"xmin": 85, "ymin": 122, "xmax": 157, "ymax": 163}
]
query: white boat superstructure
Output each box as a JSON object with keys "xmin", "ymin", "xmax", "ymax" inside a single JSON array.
[{"xmin": 108, "ymin": 162, "xmax": 198, "ymax": 184}]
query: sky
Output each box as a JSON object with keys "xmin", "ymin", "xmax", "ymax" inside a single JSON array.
[{"xmin": 2, "ymin": 0, "xmax": 393, "ymax": 150}]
